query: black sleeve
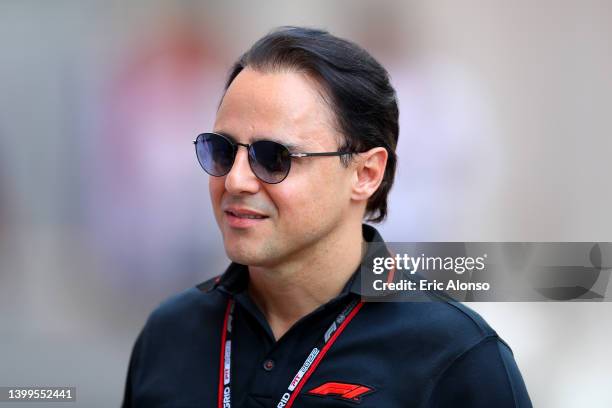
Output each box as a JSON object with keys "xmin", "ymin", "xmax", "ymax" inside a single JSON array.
[
  {"xmin": 121, "ymin": 330, "xmax": 144, "ymax": 408},
  {"xmin": 429, "ymin": 336, "xmax": 532, "ymax": 408}
]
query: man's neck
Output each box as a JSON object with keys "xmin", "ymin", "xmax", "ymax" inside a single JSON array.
[{"xmin": 247, "ymin": 222, "xmax": 366, "ymax": 341}]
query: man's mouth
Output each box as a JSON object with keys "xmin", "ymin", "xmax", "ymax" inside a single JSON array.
[
  {"xmin": 225, "ymin": 210, "xmax": 268, "ymax": 219},
  {"xmin": 225, "ymin": 211, "xmax": 268, "ymax": 220}
]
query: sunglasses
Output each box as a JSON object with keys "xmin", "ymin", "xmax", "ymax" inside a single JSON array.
[{"xmin": 193, "ymin": 132, "xmax": 353, "ymax": 184}]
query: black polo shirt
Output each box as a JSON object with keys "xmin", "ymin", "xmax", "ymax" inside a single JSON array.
[{"xmin": 122, "ymin": 224, "xmax": 532, "ymax": 407}]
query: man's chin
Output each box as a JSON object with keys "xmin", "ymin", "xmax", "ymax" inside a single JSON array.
[{"xmin": 224, "ymin": 244, "xmax": 270, "ymax": 267}]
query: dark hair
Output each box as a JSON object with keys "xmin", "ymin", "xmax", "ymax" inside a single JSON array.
[{"xmin": 223, "ymin": 26, "xmax": 399, "ymax": 223}]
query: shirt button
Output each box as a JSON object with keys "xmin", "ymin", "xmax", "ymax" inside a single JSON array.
[{"xmin": 262, "ymin": 359, "xmax": 275, "ymax": 371}]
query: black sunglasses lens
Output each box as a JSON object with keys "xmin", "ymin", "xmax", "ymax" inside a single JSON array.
[
  {"xmin": 249, "ymin": 141, "xmax": 291, "ymax": 183},
  {"xmin": 195, "ymin": 133, "xmax": 234, "ymax": 176}
]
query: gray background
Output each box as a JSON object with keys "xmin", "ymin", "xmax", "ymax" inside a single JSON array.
[{"xmin": 1, "ymin": 1, "xmax": 611, "ymax": 406}]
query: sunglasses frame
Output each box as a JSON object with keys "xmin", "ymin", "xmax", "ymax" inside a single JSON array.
[{"xmin": 193, "ymin": 132, "xmax": 353, "ymax": 184}]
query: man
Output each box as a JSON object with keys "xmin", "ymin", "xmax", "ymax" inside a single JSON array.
[{"xmin": 122, "ymin": 27, "xmax": 532, "ymax": 407}]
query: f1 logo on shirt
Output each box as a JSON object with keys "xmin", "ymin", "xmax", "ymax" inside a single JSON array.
[{"xmin": 308, "ymin": 382, "xmax": 375, "ymax": 403}]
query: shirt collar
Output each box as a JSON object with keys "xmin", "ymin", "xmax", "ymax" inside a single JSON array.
[{"xmin": 211, "ymin": 223, "xmax": 391, "ymax": 297}]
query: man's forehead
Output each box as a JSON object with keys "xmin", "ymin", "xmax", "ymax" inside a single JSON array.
[{"xmin": 214, "ymin": 69, "xmax": 340, "ymax": 149}]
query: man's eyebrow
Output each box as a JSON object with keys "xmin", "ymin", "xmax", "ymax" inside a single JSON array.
[
  {"xmin": 213, "ymin": 130, "xmax": 237, "ymax": 142},
  {"xmin": 214, "ymin": 130, "xmax": 305, "ymax": 151},
  {"xmin": 252, "ymin": 136, "xmax": 304, "ymax": 151}
]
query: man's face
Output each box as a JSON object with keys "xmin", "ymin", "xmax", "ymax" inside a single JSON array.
[{"xmin": 210, "ymin": 68, "xmax": 355, "ymax": 267}]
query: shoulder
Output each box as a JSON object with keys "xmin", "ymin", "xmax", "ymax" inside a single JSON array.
[
  {"xmin": 140, "ymin": 275, "xmax": 228, "ymax": 341},
  {"xmin": 417, "ymin": 301, "xmax": 532, "ymax": 406},
  {"xmin": 123, "ymin": 276, "xmax": 229, "ymax": 406},
  {"xmin": 128, "ymin": 276, "xmax": 228, "ymax": 371},
  {"xmin": 355, "ymin": 298, "xmax": 531, "ymax": 404},
  {"xmin": 355, "ymin": 295, "xmax": 505, "ymax": 375},
  {"xmin": 362, "ymin": 295, "xmax": 498, "ymax": 348}
]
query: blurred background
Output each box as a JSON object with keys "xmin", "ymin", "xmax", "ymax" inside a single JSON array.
[{"xmin": 1, "ymin": 0, "xmax": 611, "ymax": 406}]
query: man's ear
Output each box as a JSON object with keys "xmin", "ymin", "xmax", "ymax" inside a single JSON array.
[{"xmin": 351, "ymin": 147, "xmax": 388, "ymax": 202}]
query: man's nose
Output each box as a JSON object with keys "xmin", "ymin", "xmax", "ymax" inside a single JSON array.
[{"xmin": 224, "ymin": 146, "xmax": 260, "ymax": 194}]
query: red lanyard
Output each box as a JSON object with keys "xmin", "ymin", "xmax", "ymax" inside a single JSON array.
[{"xmin": 218, "ymin": 297, "xmax": 363, "ymax": 408}]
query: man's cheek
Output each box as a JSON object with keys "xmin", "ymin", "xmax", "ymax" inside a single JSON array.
[{"xmin": 209, "ymin": 181, "xmax": 224, "ymax": 205}]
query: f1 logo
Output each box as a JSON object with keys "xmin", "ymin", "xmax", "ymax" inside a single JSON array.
[{"xmin": 308, "ymin": 382, "xmax": 375, "ymax": 403}]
